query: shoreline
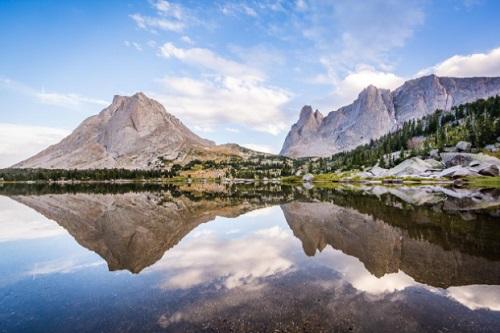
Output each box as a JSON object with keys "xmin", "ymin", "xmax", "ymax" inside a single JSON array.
[{"xmin": 2, "ymin": 175, "xmax": 499, "ymax": 188}]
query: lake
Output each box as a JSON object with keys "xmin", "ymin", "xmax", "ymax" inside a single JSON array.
[{"xmin": 0, "ymin": 183, "xmax": 499, "ymax": 332}]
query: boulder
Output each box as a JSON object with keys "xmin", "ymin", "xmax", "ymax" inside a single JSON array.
[
  {"xmin": 451, "ymin": 168, "xmax": 480, "ymax": 178},
  {"xmin": 386, "ymin": 157, "xmax": 434, "ymax": 177},
  {"xmin": 438, "ymin": 165, "xmax": 465, "ymax": 178},
  {"xmin": 429, "ymin": 149, "xmax": 440, "ymax": 159},
  {"xmin": 368, "ymin": 166, "xmax": 388, "ymax": 177},
  {"xmin": 456, "ymin": 141, "xmax": 472, "ymax": 152},
  {"xmin": 468, "ymin": 160, "xmax": 481, "ymax": 167},
  {"xmin": 441, "ymin": 152, "xmax": 500, "ymax": 168},
  {"xmin": 423, "ymin": 158, "xmax": 444, "ymax": 169},
  {"xmin": 477, "ymin": 164, "xmax": 499, "ymax": 177},
  {"xmin": 443, "ymin": 146, "xmax": 458, "ymax": 153},
  {"xmin": 485, "ymin": 144, "xmax": 497, "ymax": 152}
]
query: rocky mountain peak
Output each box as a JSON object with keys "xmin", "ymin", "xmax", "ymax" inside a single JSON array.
[
  {"xmin": 281, "ymin": 75, "xmax": 500, "ymax": 158},
  {"xmin": 13, "ymin": 92, "xmax": 228, "ymax": 169},
  {"xmin": 298, "ymin": 105, "xmax": 323, "ymax": 126}
]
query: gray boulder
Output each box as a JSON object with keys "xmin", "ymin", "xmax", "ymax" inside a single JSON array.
[
  {"xmin": 438, "ymin": 165, "xmax": 479, "ymax": 178},
  {"xmin": 441, "ymin": 152, "xmax": 500, "ymax": 168},
  {"xmin": 368, "ymin": 165, "xmax": 389, "ymax": 177},
  {"xmin": 386, "ymin": 157, "xmax": 434, "ymax": 177},
  {"xmin": 423, "ymin": 158, "xmax": 444, "ymax": 169},
  {"xmin": 456, "ymin": 141, "xmax": 472, "ymax": 152},
  {"xmin": 429, "ymin": 149, "xmax": 440, "ymax": 159},
  {"xmin": 475, "ymin": 164, "xmax": 500, "ymax": 177},
  {"xmin": 485, "ymin": 144, "xmax": 498, "ymax": 152}
]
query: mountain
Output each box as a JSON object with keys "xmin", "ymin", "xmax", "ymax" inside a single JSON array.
[
  {"xmin": 281, "ymin": 75, "xmax": 500, "ymax": 158},
  {"xmin": 13, "ymin": 92, "xmax": 259, "ymax": 169}
]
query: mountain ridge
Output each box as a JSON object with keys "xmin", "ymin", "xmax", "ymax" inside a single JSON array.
[
  {"xmin": 13, "ymin": 92, "xmax": 260, "ymax": 170},
  {"xmin": 281, "ymin": 75, "xmax": 500, "ymax": 158}
]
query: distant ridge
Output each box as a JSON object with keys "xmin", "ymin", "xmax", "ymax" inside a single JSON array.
[{"xmin": 280, "ymin": 75, "xmax": 500, "ymax": 158}]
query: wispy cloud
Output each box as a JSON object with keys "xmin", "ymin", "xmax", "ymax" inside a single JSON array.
[
  {"xmin": 130, "ymin": 0, "xmax": 190, "ymax": 33},
  {"xmin": 160, "ymin": 43, "xmax": 263, "ymax": 80},
  {"xmin": 220, "ymin": 3, "xmax": 258, "ymax": 17},
  {"xmin": 0, "ymin": 123, "xmax": 69, "ymax": 167},
  {"xmin": 130, "ymin": 13, "xmax": 184, "ymax": 33},
  {"xmin": 124, "ymin": 40, "xmax": 143, "ymax": 51},
  {"xmin": 0, "ymin": 77, "xmax": 108, "ymax": 109}
]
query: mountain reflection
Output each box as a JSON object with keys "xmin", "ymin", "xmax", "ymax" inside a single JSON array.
[{"xmin": 5, "ymin": 183, "xmax": 500, "ymax": 289}]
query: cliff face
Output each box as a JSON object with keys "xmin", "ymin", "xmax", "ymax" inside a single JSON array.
[
  {"xmin": 281, "ymin": 75, "xmax": 500, "ymax": 157},
  {"xmin": 13, "ymin": 92, "xmax": 257, "ymax": 169}
]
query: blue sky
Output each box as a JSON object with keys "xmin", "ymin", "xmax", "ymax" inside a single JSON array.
[{"xmin": 1, "ymin": 0, "xmax": 500, "ymax": 166}]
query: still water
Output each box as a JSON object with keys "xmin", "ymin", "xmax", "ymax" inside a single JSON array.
[{"xmin": 0, "ymin": 183, "xmax": 499, "ymax": 332}]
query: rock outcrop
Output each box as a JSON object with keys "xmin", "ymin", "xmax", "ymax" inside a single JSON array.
[
  {"xmin": 13, "ymin": 93, "xmax": 259, "ymax": 169},
  {"xmin": 281, "ymin": 75, "xmax": 500, "ymax": 157}
]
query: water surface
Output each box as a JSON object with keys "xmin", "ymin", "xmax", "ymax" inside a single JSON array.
[{"xmin": 0, "ymin": 183, "xmax": 499, "ymax": 332}]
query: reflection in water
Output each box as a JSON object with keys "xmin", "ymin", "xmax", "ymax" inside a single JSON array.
[
  {"xmin": 151, "ymin": 224, "xmax": 295, "ymax": 290},
  {"xmin": 1, "ymin": 183, "xmax": 499, "ymax": 332},
  {"xmin": 0, "ymin": 196, "xmax": 66, "ymax": 242}
]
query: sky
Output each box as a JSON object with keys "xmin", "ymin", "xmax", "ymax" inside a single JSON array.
[{"xmin": 1, "ymin": 0, "xmax": 500, "ymax": 167}]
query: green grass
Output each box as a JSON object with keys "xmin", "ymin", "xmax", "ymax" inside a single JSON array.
[{"xmin": 464, "ymin": 176, "xmax": 500, "ymax": 188}]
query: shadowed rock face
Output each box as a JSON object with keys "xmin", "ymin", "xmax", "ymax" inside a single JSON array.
[
  {"xmin": 12, "ymin": 191, "xmax": 270, "ymax": 273},
  {"xmin": 281, "ymin": 75, "xmax": 500, "ymax": 157},
  {"xmin": 281, "ymin": 193, "xmax": 500, "ymax": 288}
]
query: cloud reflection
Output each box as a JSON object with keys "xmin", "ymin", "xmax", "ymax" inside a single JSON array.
[
  {"xmin": 0, "ymin": 196, "xmax": 65, "ymax": 242},
  {"xmin": 149, "ymin": 225, "xmax": 295, "ymax": 290}
]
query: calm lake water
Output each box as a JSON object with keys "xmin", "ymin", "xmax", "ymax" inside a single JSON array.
[{"xmin": 0, "ymin": 183, "xmax": 499, "ymax": 332}]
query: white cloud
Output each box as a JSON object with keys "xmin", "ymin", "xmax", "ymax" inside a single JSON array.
[
  {"xmin": 36, "ymin": 91, "xmax": 108, "ymax": 108},
  {"xmin": 153, "ymin": 0, "xmax": 184, "ymax": 20},
  {"xmin": 130, "ymin": 1, "xmax": 189, "ymax": 33},
  {"xmin": 0, "ymin": 197, "xmax": 66, "ymax": 242},
  {"xmin": 296, "ymin": 0, "xmax": 308, "ymax": 11},
  {"xmin": 157, "ymin": 42, "xmax": 290, "ymax": 135},
  {"xmin": 417, "ymin": 47, "xmax": 500, "ymax": 77},
  {"xmin": 241, "ymin": 143, "xmax": 274, "ymax": 154},
  {"xmin": 124, "ymin": 40, "xmax": 143, "ymax": 51},
  {"xmin": 156, "ymin": 76, "xmax": 290, "ymax": 135},
  {"xmin": 181, "ymin": 35, "xmax": 194, "ymax": 44},
  {"xmin": 149, "ymin": 225, "xmax": 294, "ymax": 290},
  {"xmin": 160, "ymin": 43, "xmax": 263, "ymax": 79},
  {"xmin": 26, "ymin": 259, "xmax": 103, "ymax": 277},
  {"xmin": 447, "ymin": 285, "xmax": 500, "ymax": 311},
  {"xmin": 220, "ymin": 3, "xmax": 258, "ymax": 17},
  {"xmin": 0, "ymin": 123, "xmax": 69, "ymax": 167},
  {"xmin": 0, "ymin": 77, "xmax": 108, "ymax": 109},
  {"xmin": 130, "ymin": 13, "xmax": 184, "ymax": 32},
  {"xmin": 225, "ymin": 127, "xmax": 239, "ymax": 133},
  {"xmin": 332, "ymin": 66, "xmax": 405, "ymax": 107}
]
